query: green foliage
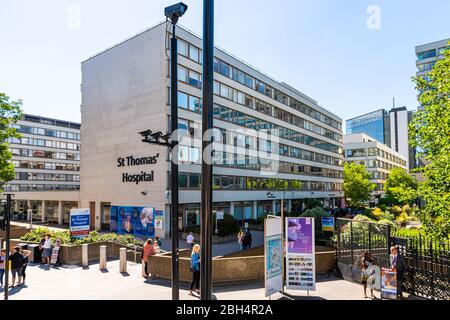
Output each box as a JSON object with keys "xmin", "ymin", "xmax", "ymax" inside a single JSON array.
[
  {"xmin": 214, "ymin": 213, "xmax": 240, "ymax": 237},
  {"xmin": 300, "ymin": 207, "xmax": 330, "ymax": 239},
  {"xmin": 409, "ymin": 46, "xmax": 450, "ymax": 239},
  {"xmin": 384, "ymin": 168, "xmax": 418, "ymax": 205},
  {"xmin": 304, "ymin": 199, "xmax": 322, "ymax": 210},
  {"xmin": 343, "ymin": 163, "xmax": 376, "ymax": 207},
  {"xmin": 20, "ymin": 227, "xmax": 141, "ymax": 246},
  {"xmin": 0, "ymin": 93, "xmax": 23, "ymax": 189}
]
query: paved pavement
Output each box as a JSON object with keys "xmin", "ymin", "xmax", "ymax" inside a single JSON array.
[{"xmin": 3, "ymin": 260, "xmax": 370, "ymax": 300}]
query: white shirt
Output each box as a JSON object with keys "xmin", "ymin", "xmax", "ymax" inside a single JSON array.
[
  {"xmin": 43, "ymin": 238, "xmax": 52, "ymax": 249},
  {"xmin": 187, "ymin": 234, "xmax": 194, "ymax": 244}
]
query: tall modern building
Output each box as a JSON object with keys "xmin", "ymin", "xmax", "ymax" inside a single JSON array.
[
  {"xmin": 80, "ymin": 22, "xmax": 344, "ymax": 235},
  {"xmin": 344, "ymin": 133, "xmax": 408, "ymax": 203},
  {"xmin": 415, "ymin": 38, "xmax": 449, "ymax": 78},
  {"xmin": 3, "ymin": 114, "xmax": 80, "ymax": 225},
  {"xmin": 346, "ymin": 107, "xmax": 415, "ymax": 171}
]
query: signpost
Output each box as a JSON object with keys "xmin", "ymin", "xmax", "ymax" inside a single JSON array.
[
  {"xmin": 322, "ymin": 217, "xmax": 335, "ymax": 232},
  {"xmin": 70, "ymin": 208, "xmax": 90, "ymax": 238},
  {"xmin": 264, "ymin": 216, "xmax": 283, "ymax": 298},
  {"xmin": 285, "ymin": 217, "xmax": 316, "ymax": 292}
]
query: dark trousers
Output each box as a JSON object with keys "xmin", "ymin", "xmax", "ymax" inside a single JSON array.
[
  {"xmin": 397, "ymin": 271, "xmax": 404, "ymax": 296},
  {"xmin": 144, "ymin": 262, "xmax": 149, "ymax": 276},
  {"xmin": 190, "ymin": 270, "xmax": 200, "ymax": 291},
  {"xmin": 22, "ymin": 264, "xmax": 27, "ymax": 281}
]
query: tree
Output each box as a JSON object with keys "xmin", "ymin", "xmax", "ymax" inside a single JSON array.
[
  {"xmin": 343, "ymin": 162, "xmax": 375, "ymax": 207},
  {"xmin": 384, "ymin": 168, "xmax": 418, "ymax": 205},
  {"xmin": 0, "ymin": 93, "xmax": 23, "ymax": 190},
  {"xmin": 409, "ymin": 45, "xmax": 450, "ymax": 238}
]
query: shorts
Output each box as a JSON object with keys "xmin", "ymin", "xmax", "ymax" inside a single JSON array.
[
  {"xmin": 42, "ymin": 248, "xmax": 52, "ymax": 258},
  {"xmin": 11, "ymin": 268, "xmax": 22, "ymax": 277}
]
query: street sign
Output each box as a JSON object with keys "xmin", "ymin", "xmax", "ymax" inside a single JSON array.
[{"xmin": 70, "ymin": 208, "xmax": 90, "ymax": 238}]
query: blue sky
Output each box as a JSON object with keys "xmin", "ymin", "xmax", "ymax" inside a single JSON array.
[{"xmin": 0, "ymin": 0, "xmax": 449, "ymax": 125}]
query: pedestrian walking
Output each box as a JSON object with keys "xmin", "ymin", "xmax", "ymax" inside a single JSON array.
[
  {"xmin": 361, "ymin": 251, "xmax": 375, "ymax": 299},
  {"xmin": 237, "ymin": 230, "xmax": 244, "ymax": 251},
  {"xmin": 41, "ymin": 233, "xmax": 53, "ymax": 265},
  {"xmin": 0, "ymin": 249, "xmax": 5, "ymax": 288},
  {"xmin": 189, "ymin": 244, "xmax": 201, "ymax": 296},
  {"xmin": 186, "ymin": 232, "xmax": 195, "ymax": 250},
  {"xmin": 142, "ymin": 239, "xmax": 156, "ymax": 279},
  {"xmin": 9, "ymin": 246, "xmax": 25, "ymax": 288},
  {"xmin": 20, "ymin": 247, "xmax": 32, "ymax": 285},
  {"xmin": 244, "ymin": 229, "xmax": 253, "ymax": 249},
  {"xmin": 390, "ymin": 246, "xmax": 407, "ymax": 300}
]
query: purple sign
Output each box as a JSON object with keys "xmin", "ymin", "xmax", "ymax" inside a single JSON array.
[{"xmin": 286, "ymin": 218, "xmax": 314, "ymax": 254}]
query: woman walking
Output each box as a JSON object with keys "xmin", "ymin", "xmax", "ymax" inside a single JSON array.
[
  {"xmin": 0, "ymin": 249, "xmax": 5, "ymax": 288},
  {"xmin": 189, "ymin": 244, "xmax": 201, "ymax": 296},
  {"xmin": 142, "ymin": 239, "xmax": 156, "ymax": 279},
  {"xmin": 42, "ymin": 233, "xmax": 53, "ymax": 265},
  {"xmin": 237, "ymin": 230, "xmax": 244, "ymax": 251},
  {"xmin": 361, "ymin": 251, "xmax": 375, "ymax": 299}
]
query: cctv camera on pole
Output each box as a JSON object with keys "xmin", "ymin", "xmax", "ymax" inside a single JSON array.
[{"xmin": 165, "ymin": 1, "xmax": 188, "ymax": 301}]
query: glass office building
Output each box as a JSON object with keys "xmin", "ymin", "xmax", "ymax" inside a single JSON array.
[{"xmin": 346, "ymin": 109, "xmax": 388, "ymax": 144}]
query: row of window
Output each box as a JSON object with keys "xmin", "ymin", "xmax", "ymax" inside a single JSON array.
[
  {"xmin": 176, "ymin": 145, "xmax": 343, "ymax": 179},
  {"xmin": 9, "ymin": 137, "xmax": 80, "ymax": 151},
  {"xmin": 213, "ymin": 104, "xmax": 342, "ymax": 154},
  {"xmin": 4, "ymin": 184, "xmax": 80, "ymax": 192},
  {"xmin": 347, "ymin": 160, "xmax": 404, "ymax": 171},
  {"xmin": 11, "ymin": 124, "xmax": 80, "ymax": 141},
  {"xmin": 417, "ymin": 61, "xmax": 436, "ymax": 72},
  {"xmin": 14, "ymin": 172, "xmax": 80, "ymax": 182},
  {"xmin": 12, "ymin": 160, "xmax": 80, "ymax": 172},
  {"xmin": 211, "ymin": 81, "xmax": 342, "ymax": 142},
  {"xmin": 11, "ymin": 148, "xmax": 80, "ymax": 161},
  {"xmin": 172, "ymin": 173, "xmax": 343, "ymax": 192},
  {"xmin": 345, "ymin": 147, "xmax": 407, "ymax": 166},
  {"xmin": 178, "ymin": 118, "xmax": 343, "ymax": 167},
  {"xmin": 177, "ymin": 38, "xmax": 202, "ymax": 64},
  {"xmin": 416, "ymin": 46, "xmax": 449, "ymax": 61},
  {"xmin": 211, "ymin": 56, "xmax": 342, "ymax": 130}
]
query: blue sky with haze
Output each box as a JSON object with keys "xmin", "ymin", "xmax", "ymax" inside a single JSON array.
[{"xmin": 1, "ymin": 0, "xmax": 449, "ymax": 125}]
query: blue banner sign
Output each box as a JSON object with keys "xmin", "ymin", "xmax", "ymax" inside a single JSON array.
[{"xmin": 110, "ymin": 206, "xmax": 155, "ymax": 238}]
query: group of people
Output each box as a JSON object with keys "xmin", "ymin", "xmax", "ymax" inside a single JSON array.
[
  {"xmin": 360, "ymin": 245, "xmax": 407, "ymax": 300},
  {"xmin": 237, "ymin": 229, "xmax": 252, "ymax": 251},
  {"xmin": 141, "ymin": 236, "xmax": 161, "ymax": 279},
  {"xmin": 38, "ymin": 233, "xmax": 62, "ymax": 266},
  {"xmin": 0, "ymin": 246, "xmax": 31, "ymax": 288}
]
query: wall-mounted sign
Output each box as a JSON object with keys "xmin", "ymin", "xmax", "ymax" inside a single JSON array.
[
  {"xmin": 117, "ymin": 154, "xmax": 159, "ymax": 185},
  {"xmin": 70, "ymin": 208, "xmax": 90, "ymax": 238},
  {"xmin": 155, "ymin": 210, "xmax": 165, "ymax": 230},
  {"xmin": 110, "ymin": 206, "xmax": 155, "ymax": 238},
  {"xmin": 322, "ymin": 217, "xmax": 335, "ymax": 232},
  {"xmin": 285, "ymin": 217, "xmax": 316, "ymax": 291}
]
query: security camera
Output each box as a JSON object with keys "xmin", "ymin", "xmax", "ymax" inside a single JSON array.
[
  {"xmin": 165, "ymin": 2, "xmax": 188, "ymax": 23},
  {"xmin": 139, "ymin": 129, "xmax": 152, "ymax": 137}
]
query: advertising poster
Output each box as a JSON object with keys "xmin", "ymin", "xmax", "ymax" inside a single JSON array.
[
  {"xmin": 154, "ymin": 210, "xmax": 165, "ymax": 230},
  {"xmin": 264, "ymin": 216, "xmax": 283, "ymax": 297},
  {"xmin": 110, "ymin": 206, "xmax": 155, "ymax": 238},
  {"xmin": 322, "ymin": 217, "xmax": 335, "ymax": 232},
  {"xmin": 381, "ymin": 268, "xmax": 398, "ymax": 300},
  {"xmin": 285, "ymin": 217, "xmax": 316, "ymax": 291},
  {"xmin": 70, "ymin": 208, "xmax": 90, "ymax": 238}
]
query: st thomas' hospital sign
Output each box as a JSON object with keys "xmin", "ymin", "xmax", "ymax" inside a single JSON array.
[{"xmin": 117, "ymin": 153, "xmax": 159, "ymax": 185}]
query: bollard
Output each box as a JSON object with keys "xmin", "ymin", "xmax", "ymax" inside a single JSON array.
[
  {"xmin": 119, "ymin": 247, "xmax": 127, "ymax": 273},
  {"xmin": 82, "ymin": 244, "xmax": 89, "ymax": 268},
  {"xmin": 99, "ymin": 245, "xmax": 107, "ymax": 270}
]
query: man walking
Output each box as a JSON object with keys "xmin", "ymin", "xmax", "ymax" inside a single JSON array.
[
  {"xmin": 390, "ymin": 246, "xmax": 408, "ymax": 300},
  {"xmin": 9, "ymin": 246, "xmax": 25, "ymax": 288},
  {"xmin": 186, "ymin": 232, "xmax": 195, "ymax": 250}
]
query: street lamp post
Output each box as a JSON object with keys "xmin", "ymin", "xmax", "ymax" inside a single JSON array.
[{"xmin": 200, "ymin": 0, "xmax": 214, "ymax": 301}]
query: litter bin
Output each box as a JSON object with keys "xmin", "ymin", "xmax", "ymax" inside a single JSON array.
[{"xmin": 27, "ymin": 244, "xmax": 42, "ymax": 263}]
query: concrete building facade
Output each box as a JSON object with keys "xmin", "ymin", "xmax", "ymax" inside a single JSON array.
[
  {"xmin": 415, "ymin": 38, "xmax": 449, "ymax": 78},
  {"xmin": 80, "ymin": 22, "xmax": 344, "ymax": 235},
  {"xmin": 3, "ymin": 114, "xmax": 80, "ymax": 225},
  {"xmin": 344, "ymin": 133, "xmax": 408, "ymax": 202}
]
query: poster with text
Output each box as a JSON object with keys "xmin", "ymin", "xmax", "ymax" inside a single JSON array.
[
  {"xmin": 381, "ymin": 268, "xmax": 398, "ymax": 300},
  {"xmin": 70, "ymin": 208, "xmax": 90, "ymax": 238},
  {"xmin": 322, "ymin": 217, "xmax": 335, "ymax": 232},
  {"xmin": 264, "ymin": 216, "xmax": 283, "ymax": 297},
  {"xmin": 155, "ymin": 210, "xmax": 165, "ymax": 230},
  {"xmin": 285, "ymin": 217, "xmax": 316, "ymax": 291},
  {"xmin": 111, "ymin": 206, "xmax": 155, "ymax": 238}
]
